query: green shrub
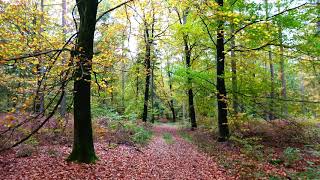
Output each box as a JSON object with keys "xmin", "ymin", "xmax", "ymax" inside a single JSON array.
[
  {"xmin": 131, "ymin": 126, "xmax": 153, "ymax": 145},
  {"xmin": 283, "ymin": 147, "xmax": 301, "ymax": 167},
  {"xmin": 289, "ymin": 166, "xmax": 320, "ymax": 179},
  {"xmin": 230, "ymin": 136, "xmax": 264, "ymax": 160},
  {"xmin": 25, "ymin": 136, "xmax": 39, "ymax": 146},
  {"xmin": 92, "ymin": 104, "xmax": 122, "ymax": 120}
]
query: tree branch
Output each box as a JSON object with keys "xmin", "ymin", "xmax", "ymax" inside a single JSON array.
[{"xmin": 96, "ymin": 0, "xmax": 134, "ymax": 22}]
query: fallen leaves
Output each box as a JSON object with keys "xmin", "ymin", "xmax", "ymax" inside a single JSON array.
[{"xmin": 0, "ymin": 124, "xmax": 230, "ymax": 179}]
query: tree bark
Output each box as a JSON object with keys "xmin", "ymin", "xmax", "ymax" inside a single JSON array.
[
  {"xmin": 265, "ymin": 0, "xmax": 276, "ymax": 120},
  {"xmin": 216, "ymin": 0, "xmax": 229, "ymax": 141},
  {"xmin": 67, "ymin": 0, "xmax": 98, "ymax": 163},
  {"xmin": 34, "ymin": 0, "xmax": 45, "ymax": 114},
  {"xmin": 230, "ymin": 23, "xmax": 239, "ymax": 114},
  {"xmin": 59, "ymin": 0, "xmax": 67, "ymax": 117},
  {"xmin": 185, "ymin": 49, "xmax": 196, "ymax": 129},
  {"xmin": 182, "ymin": 10, "xmax": 196, "ymax": 129},
  {"xmin": 167, "ymin": 65, "xmax": 176, "ymax": 122},
  {"xmin": 278, "ymin": 2, "xmax": 287, "ymax": 116},
  {"xmin": 150, "ymin": 60, "xmax": 155, "ymax": 123},
  {"xmin": 136, "ymin": 65, "xmax": 139, "ymax": 101},
  {"xmin": 279, "ymin": 25, "xmax": 287, "ymax": 116},
  {"xmin": 142, "ymin": 41, "xmax": 151, "ymax": 122}
]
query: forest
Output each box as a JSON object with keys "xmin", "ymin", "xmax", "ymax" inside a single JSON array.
[{"xmin": 0, "ymin": 0, "xmax": 319, "ymax": 179}]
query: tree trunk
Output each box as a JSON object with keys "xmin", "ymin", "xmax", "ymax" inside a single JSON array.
[
  {"xmin": 35, "ymin": 0, "xmax": 45, "ymax": 114},
  {"xmin": 230, "ymin": 23, "xmax": 239, "ymax": 114},
  {"xmin": 142, "ymin": 42, "xmax": 151, "ymax": 122},
  {"xmin": 279, "ymin": 26, "xmax": 287, "ymax": 116},
  {"xmin": 265, "ymin": 0, "xmax": 275, "ymax": 120},
  {"xmin": 216, "ymin": 0, "xmax": 229, "ymax": 141},
  {"xmin": 166, "ymin": 59, "xmax": 176, "ymax": 122},
  {"xmin": 121, "ymin": 45, "xmax": 126, "ymax": 110},
  {"xmin": 300, "ymin": 74, "xmax": 307, "ymax": 114},
  {"xmin": 278, "ymin": 3, "xmax": 287, "ymax": 116},
  {"xmin": 136, "ymin": 65, "xmax": 139, "ymax": 101},
  {"xmin": 60, "ymin": 0, "xmax": 67, "ymax": 117},
  {"xmin": 182, "ymin": 10, "xmax": 196, "ymax": 129},
  {"xmin": 269, "ymin": 50, "xmax": 275, "ymax": 120},
  {"xmin": 67, "ymin": 0, "xmax": 98, "ymax": 163},
  {"xmin": 185, "ymin": 43, "xmax": 196, "ymax": 129},
  {"xmin": 150, "ymin": 60, "xmax": 155, "ymax": 123},
  {"xmin": 168, "ymin": 73, "xmax": 176, "ymax": 122}
]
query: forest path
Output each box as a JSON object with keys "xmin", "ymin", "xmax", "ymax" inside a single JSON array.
[
  {"xmin": 0, "ymin": 123, "xmax": 229, "ymax": 179},
  {"xmin": 132, "ymin": 123, "xmax": 228, "ymax": 179}
]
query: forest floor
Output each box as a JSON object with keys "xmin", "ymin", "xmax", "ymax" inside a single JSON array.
[{"xmin": 0, "ymin": 124, "xmax": 230, "ymax": 179}]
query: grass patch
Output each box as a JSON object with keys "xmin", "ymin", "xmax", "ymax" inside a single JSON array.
[
  {"xmin": 163, "ymin": 133, "xmax": 174, "ymax": 144},
  {"xmin": 179, "ymin": 131, "xmax": 193, "ymax": 142}
]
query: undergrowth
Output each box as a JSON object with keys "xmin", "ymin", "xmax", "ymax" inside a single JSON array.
[{"xmin": 178, "ymin": 116, "xmax": 320, "ymax": 179}]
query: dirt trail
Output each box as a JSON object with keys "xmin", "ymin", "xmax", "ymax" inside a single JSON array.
[
  {"xmin": 0, "ymin": 124, "xmax": 228, "ymax": 179},
  {"xmin": 141, "ymin": 124, "xmax": 228, "ymax": 179}
]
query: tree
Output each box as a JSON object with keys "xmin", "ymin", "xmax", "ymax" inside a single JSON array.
[
  {"xmin": 230, "ymin": 1, "xmax": 239, "ymax": 114},
  {"xmin": 67, "ymin": 0, "xmax": 98, "ymax": 163},
  {"xmin": 175, "ymin": 7, "xmax": 197, "ymax": 129},
  {"xmin": 141, "ymin": 1, "xmax": 156, "ymax": 122},
  {"xmin": 215, "ymin": 0, "xmax": 229, "ymax": 141}
]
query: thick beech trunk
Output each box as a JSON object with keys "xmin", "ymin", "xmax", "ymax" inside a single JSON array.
[
  {"xmin": 67, "ymin": 0, "xmax": 98, "ymax": 163},
  {"xmin": 216, "ymin": 0, "xmax": 229, "ymax": 141}
]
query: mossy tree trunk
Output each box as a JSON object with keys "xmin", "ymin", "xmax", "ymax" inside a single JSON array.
[{"xmin": 67, "ymin": 0, "xmax": 98, "ymax": 163}]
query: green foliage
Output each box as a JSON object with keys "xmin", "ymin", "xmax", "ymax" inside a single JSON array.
[
  {"xmin": 25, "ymin": 136, "xmax": 39, "ymax": 146},
  {"xmin": 92, "ymin": 103, "xmax": 122, "ymax": 120},
  {"xmin": 162, "ymin": 133, "xmax": 174, "ymax": 144},
  {"xmin": 230, "ymin": 136, "xmax": 264, "ymax": 160},
  {"xmin": 282, "ymin": 147, "xmax": 301, "ymax": 167},
  {"xmin": 131, "ymin": 127, "xmax": 152, "ymax": 145},
  {"xmin": 289, "ymin": 166, "xmax": 320, "ymax": 180},
  {"xmin": 126, "ymin": 123, "xmax": 153, "ymax": 145}
]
